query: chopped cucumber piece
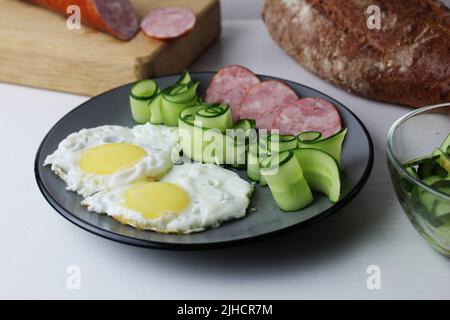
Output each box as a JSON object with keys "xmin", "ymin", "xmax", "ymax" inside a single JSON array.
[
  {"xmin": 292, "ymin": 148, "xmax": 341, "ymax": 203},
  {"xmin": 297, "ymin": 131, "xmax": 322, "ymax": 142},
  {"xmin": 432, "ymin": 148, "xmax": 450, "ymax": 173},
  {"xmin": 298, "ymin": 128, "xmax": 347, "ymax": 165},
  {"xmin": 260, "ymin": 151, "xmax": 313, "ymax": 211},
  {"xmin": 402, "ymin": 132, "xmax": 450, "ymax": 229},
  {"xmin": 440, "ymin": 133, "xmax": 450, "ymax": 154},
  {"xmin": 404, "ymin": 154, "xmax": 440, "ymax": 168},
  {"xmin": 417, "ymin": 158, "xmax": 438, "ymax": 179},
  {"xmin": 129, "ymin": 79, "xmax": 159, "ymax": 123},
  {"xmin": 406, "ymin": 167, "xmax": 418, "ymax": 179}
]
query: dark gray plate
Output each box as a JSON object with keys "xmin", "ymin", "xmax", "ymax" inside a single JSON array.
[{"xmin": 35, "ymin": 72, "xmax": 373, "ymax": 250}]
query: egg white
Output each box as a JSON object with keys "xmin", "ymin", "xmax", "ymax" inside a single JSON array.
[
  {"xmin": 44, "ymin": 124, "xmax": 179, "ymax": 197},
  {"xmin": 81, "ymin": 163, "xmax": 254, "ymax": 234}
]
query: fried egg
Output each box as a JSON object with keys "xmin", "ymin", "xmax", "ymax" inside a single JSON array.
[
  {"xmin": 81, "ymin": 163, "xmax": 254, "ymax": 234},
  {"xmin": 44, "ymin": 124, "xmax": 179, "ymax": 197}
]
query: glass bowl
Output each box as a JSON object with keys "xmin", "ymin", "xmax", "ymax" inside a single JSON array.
[{"xmin": 387, "ymin": 103, "xmax": 450, "ymax": 256}]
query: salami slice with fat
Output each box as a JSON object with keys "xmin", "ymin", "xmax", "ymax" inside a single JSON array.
[
  {"xmin": 239, "ymin": 80, "xmax": 298, "ymax": 130},
  {"xmin": 141, "ymin": 6, "xmax": 196, "ymax": 40},
  {"xmin": 205, "ymin": 65, "xmax": 261, "ymax": 123},
  {"xmin": 272, "ymin": 98, "xmax": 342, "ymax": 137}
]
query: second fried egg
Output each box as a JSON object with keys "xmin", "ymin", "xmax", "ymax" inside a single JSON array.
[{"xmin": 81, "ymin": 163, "xmax": 254, "ymax": 234}]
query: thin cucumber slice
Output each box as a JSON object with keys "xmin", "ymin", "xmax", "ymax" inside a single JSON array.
[
  {"xmin": 260, "ymin": 151, "xmax": 314, "ymax": 211},
  {"xmin": 162, "ymin": 82, "xmax": 199, "ymax": 126},
  {"xmin": 247, "ymin": 147, "xmax": 260, "ymax": 182},
  {"xmin": 130, "ymin": 79, "xmax": 158, "ymax": 100},
  {"xmin": 225, "ymin": 130, "xmax": 247, "ymax": 168},
  {"xmin": 298, "ymin": 128, "xmax": 347, "ymax": 165},
  {"xmin": 130, "ymin": 98, "xmax": 151, "ymax": 124},
  {"xmin": 292, "ymin": 148, "xmax": 341, "ymax": 203},
  {"xmin": 178, "ymin": 104, "xmax": 229, "ymax": 164},
  {"xmin": 269, "ymin": 134, "xmax": 298, "ymax": 153},
  {"xmin": 129, "ymin": 79, "xmax": 159, "ymax": 123},
  {"xmin": 149, "ymin": 93, "xmax": 163, "ymax": 124},
  {"xmin": 178, "ymin": 105, "xmax": 206, "ymax": 163},
  {"xmin": 247, "ymin": 133, "xmax": 270, "ymax": 183},
  {"xmin": 176, "ymin": 70, "xmax": 192, "ymax": 85},
  {"xmin": 297, "ymin": 131, "xmax": 322, "ymax": 142},
  {"xmin": 195, "ymin": 104, "xmax": 232, "ymax": 132},
  {"xmin": 234, "ymin": 119, "xmax": 256, "ymax": 130}
]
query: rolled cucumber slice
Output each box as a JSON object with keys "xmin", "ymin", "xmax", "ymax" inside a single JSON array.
[
  {"xmin": 162, "ymin": 82, "xmax": 199, "ymax": 126},
  {"xmin": 177, "ymin": 69, "xmax": 192, "ymax": 85},
  {"xmin": 260, "ymin": 151, "xmax": 313, "ymax": 211},
  {"xmin": 149, "ymin": 93, "xmax": 163, "ymax": 124},
  {"xmin": 298, "ymin": 128, "xmax": 347, "ymax": 165},
  {"xmin": 297, "ymin": 131, "xmax": 322, "ymax": 142},
  {"xmin": 292, "ymin": 148, "xmax": 341, "ymax": 203},
  {"xmin": 178, "ymin": 104, "xmax": 231, "ymax": 164},
  {"xmin": 129, "ymin": 79, "xmax": 159, "ymax": 123},
  {"xmin": 179, "ymin": 105, "xmax": 206, "ymax": 163},
  {"xmin": 269, "ymin": 134, "xmax": 298, "ymax": 153},
  {"xmin": 195, "ymin": 104, "xmax": 232, "ymax": 133},
  {"xmin": 234, "ymin": 119, "xmax": 256, "ymax": 131},
  {"xmin": 247, "ymin": 131, "xmax": 270, "ymax": 183}
]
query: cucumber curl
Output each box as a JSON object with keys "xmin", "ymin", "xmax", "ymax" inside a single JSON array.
[{"xmin": 178, "ymin": 103, "xmax": 247, "ymax": 166}]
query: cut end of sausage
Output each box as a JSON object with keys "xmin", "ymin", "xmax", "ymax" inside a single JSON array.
[
  {"xmin": 239, "ymin": 80, "xmax": 299, "ymax": 130},
  {"xmin": 94, "ymin": 0, "xmax": 139, "ymax": 40},
  {"xmin": 205, "ymin": 65, "xmax": 261, "ymax": 123},
  {"xmin": 272, "ymin": 98, "xmax": 342, "ymax": 137},
  {"xmin": 141, "ymin": 6, "xmax": 197, "ymax": 40}
]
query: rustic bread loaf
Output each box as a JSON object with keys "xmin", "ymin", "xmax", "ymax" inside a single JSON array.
[{"xmin": 262, "ymin": 0, "xmax": 450, "ymax": 107}]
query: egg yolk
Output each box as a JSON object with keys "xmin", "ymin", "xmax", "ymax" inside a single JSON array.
[
  {"xmin": 123, "ymin": 181, "xmax": 190, "ymax": 219},
  {"xmin": 79, "ymin": 143, "xmax": 147, "ymax": 175}
]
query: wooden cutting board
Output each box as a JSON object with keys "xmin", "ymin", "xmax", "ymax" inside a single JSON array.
[{"xmin": 0, "ymin": 0, "xmax": 220, "ymax": 96}]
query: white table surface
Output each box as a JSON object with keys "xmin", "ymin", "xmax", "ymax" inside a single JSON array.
[{"xmin": 1, "ymin": 18, "xmax": 450, "ymax": 300}]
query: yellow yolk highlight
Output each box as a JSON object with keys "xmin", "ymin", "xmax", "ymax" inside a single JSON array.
[
  {"xmin": 79, "ymin": 143, "xmax": 147, "ymax": 175},
  {"xmin": 123, "ymin": 181, "xmax": 190, "ymax": 219}
]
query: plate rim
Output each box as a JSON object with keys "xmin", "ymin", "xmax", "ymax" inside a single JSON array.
[{"xmin": 34, "ymin": 71, "xmax": 374, "ymax": 250}]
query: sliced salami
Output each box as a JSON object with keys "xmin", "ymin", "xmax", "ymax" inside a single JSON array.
[
  {"xmin": 272, "ymin": 98, "xmax": 342, "ymax": 137},
  {"xmin": 205, "ymin": 65, "xmax": 260, "ymax": 123},
  {"xmin": 239, "ymin": 80, "xmax": 298, "ymax": 130},
  {"xmin": 141, "ymin": 6, "xmax": 196, "ymax": 40}
]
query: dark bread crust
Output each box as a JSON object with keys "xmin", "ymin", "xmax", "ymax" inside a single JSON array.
[{"xmin": 262, "ymin": 0, "xmax": 450, "ymax": 107}]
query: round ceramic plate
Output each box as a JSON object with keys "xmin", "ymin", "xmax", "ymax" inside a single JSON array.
[{"xmin": 35, "ymin": 72, "xmax": 374, "ymax": 250}]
